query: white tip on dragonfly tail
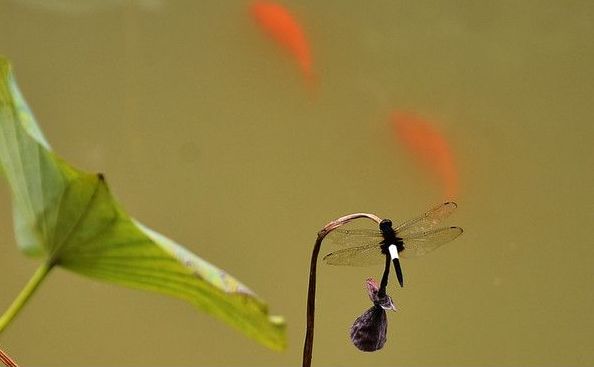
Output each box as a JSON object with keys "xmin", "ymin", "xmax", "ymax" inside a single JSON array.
[{"xmin": 388, "ymin": 244, "xmax": 399, "ymax": 260}]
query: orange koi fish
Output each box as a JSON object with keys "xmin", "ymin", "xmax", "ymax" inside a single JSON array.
[
  {"xmin": 392, "ymin": 112, "xmax": 459, "ymax": 199},
  {"xmin": 250, "ymin": 1, "xmax": 315, "ymax": 87}
]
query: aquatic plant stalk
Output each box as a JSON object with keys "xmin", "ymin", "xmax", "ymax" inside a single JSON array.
[
  {"xmin": 302, "ymin": 213, "xmax": 381, "ymax": 367},
  {"xmin": 0, "ymin": 348, "xmax": 20, "ymax": 367},
  {"xmin": 0, "ymin": 262, "xmax": 53, "ymax": 333}
]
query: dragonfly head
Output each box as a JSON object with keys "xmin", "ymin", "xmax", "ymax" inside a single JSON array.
[{"xmin": 379, "ymin": 219, "xmax": 393, "ymax": 233}]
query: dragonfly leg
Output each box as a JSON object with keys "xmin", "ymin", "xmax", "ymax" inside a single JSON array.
[{"xmin": 378, "ymin": 253, "xmax": 391, "ymax": 298}]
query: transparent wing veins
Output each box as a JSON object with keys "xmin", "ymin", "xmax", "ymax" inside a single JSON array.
[
  {"xmin": 322, "ymin": 243, "xmax": 385, "ymax": 266},
  {"xmin": 395, "ymin": 202, "xmax": 457, "ymax": 237},
  {"xmin": 400, "ymin": 226, "xmax": 463, "ymax": 258},
  {"xmin": 325, "ymin": 227, "xmax": 383, "ymax": 248}
]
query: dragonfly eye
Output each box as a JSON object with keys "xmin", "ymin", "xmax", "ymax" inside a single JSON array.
[{"xmin": 379, "ymin": 219, "xmax": 393, "ymax": 231}]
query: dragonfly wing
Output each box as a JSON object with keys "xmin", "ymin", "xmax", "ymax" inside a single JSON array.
[
  {"xmin": 325, "ymin": 228, "xmax": 383, "ymax": 248},
  {"xmin": 395, "ymin": 202, "xmax": 458, "ymax": 237},
  {"xmin": 400, "ymin": 226, "xmax": 463, "ymax": 258},
  {"xmin": 323, "ymin": 243, "xmax": 385, "ymax": 266}
]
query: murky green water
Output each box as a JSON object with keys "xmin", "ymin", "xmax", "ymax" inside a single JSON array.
[{"xmin": 1, "ymin": 1, "xmax": 593, "ymax": 365}]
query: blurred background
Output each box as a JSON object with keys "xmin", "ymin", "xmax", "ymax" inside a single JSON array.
[{"xmin": 1, "ymin": 1, "xmax": 593, "ymax": 366}]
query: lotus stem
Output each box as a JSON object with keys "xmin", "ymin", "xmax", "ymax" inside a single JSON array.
[
  {"xmin": 0, "ymin": 262, "xmax": 53, "ymax": 333},
  {"xmin": 302, "ymin": 213, "xmax": 381, "ymax": 367}
]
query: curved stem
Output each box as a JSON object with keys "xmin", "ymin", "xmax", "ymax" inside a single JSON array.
[
  {"xmin": 0, "ymin": 348, "xmax": 19, "ymax": 367},
  {"xmin": 0, "ymin": 262, "xmax": 53, "ymax": 333},
  {"xmin": 302, "ymin": 213, "xmax": 382, "ymax": 367}
]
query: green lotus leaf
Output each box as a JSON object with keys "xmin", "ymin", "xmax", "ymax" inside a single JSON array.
[{"xmin": 0, "ymin": 57, "xmax": 286, "ymax": 350}]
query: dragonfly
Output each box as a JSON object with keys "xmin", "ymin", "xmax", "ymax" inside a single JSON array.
[{"xmin": 323, "ymin": 202, "xmax": 463, "ymax": 288}]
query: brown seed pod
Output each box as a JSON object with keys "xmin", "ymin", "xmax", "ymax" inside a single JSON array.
[{"xmin": 350, "ymin": 278, "xmax": 396, "ymax": 352}]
